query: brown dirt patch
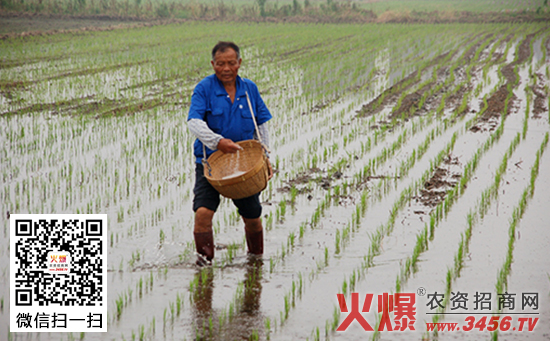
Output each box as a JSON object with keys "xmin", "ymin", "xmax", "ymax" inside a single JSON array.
[
  {"xmin": 0, "ymin": 61, "xmax": 150, "ymax": 90},
  {"xmin": 1, "ymin": 90, "xmax": 188, "ymax": 117},
  {"xmin": 0, "ymin": 12, "xmax": 183, "ymax": 40},
  {"xmin": 413, "ymin": 154, "xmax": 461, "ymax": 208},
  {"xmin": 358, "ymin": 51, "xmax": 451, "ymax": 119},
  {"xmin": 392, "ymin": 90, "xmax": 424, "ymax": 118},
  {"xmin": 282, "ymin": 168, "xmax": 343, "ymax": 191},
  {"xmin": 464, "ymin": 33, "xmax": 494, "ymax": 63},
  {"xmin": 491, "ymin": 34, "xmax": 514, "ymax": 63},
  {"xmin": 532, "ymin": 73, "xmax": 548, "ymax": 119},
  {"xmin": 446, "ymin": 84, "xmax": 472, "ymax": 116},
  {"xmin": 375, "ymin": 10, "xmax": 550, "ymax": 24},
  {"xmin": 0, "ymin": 13, "xmax": 139, "ymax": 35},
  {"xmin": 479, "ymin": 84, "xmax": 517, "ymax": 124},
  {"xmin": 471, "ymin": 30, "xmax": 543, "ymax": 131},
  {"xmin": 357, "ymin": 71, "xmax": 419, "ymax": 118},
  {"xmin": 388, "ymin": 34, "xmax": 493, "ymax": 121},
  {"xmin": 0, "ymin": 9, "xmax": 549, "ymax": 36}
]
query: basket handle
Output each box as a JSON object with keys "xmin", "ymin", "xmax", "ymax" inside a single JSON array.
[
  {"xmin": 202, "ymin": 143, "xmax": 212, "ymax": 177},
  {"xmin": 245, "ymin": 91, "xmax": 270, "ymax": 155}
]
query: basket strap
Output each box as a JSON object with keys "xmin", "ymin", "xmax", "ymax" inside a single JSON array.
[
  {"xmin": 202, "ymin": 143, "xmax": 212, "ymax": 177},
  {"xmin": 245, "ymin": 91, "xmax": 271, "ymax": 155},
  {"xmin": 245, "ymin": 91, "xmax": 263, "ymax": 145}
]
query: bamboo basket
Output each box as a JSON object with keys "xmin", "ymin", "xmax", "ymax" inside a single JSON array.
[{"xmin": 203, "ymin": 139, "xmax": 268, "ymax": 199}]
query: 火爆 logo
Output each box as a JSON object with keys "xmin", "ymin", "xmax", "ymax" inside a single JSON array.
[
  {"xmin": 46, "ymin": 251, "xmax": 71, "ymax": 273},
  {"xmin": 336, "ymin": 290, "xmax": 540, "ymax": 334},
  {"xmin": 337, "ymin": 292, "xmax": 416, "ymax": 331}
]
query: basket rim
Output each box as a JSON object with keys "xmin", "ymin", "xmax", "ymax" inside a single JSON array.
[{"xmin": 204, "ymin": 140, "xmax": 266, "ymax": 186}]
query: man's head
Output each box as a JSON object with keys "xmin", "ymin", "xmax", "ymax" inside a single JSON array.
[
  {"xmin": 212, "ymin": 41, "xmax": 240, "ymax": 61},
  {"xmin": 211, "ymin": 41, "xmax": 242, "ymax": 86}
]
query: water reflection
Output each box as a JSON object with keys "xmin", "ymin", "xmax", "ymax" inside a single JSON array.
[
  {"xmin": 192, "ymin": 256, "xmax": 264, "ymax": 340},
  {"xmin": 241, "ymin": 257, "xmax": 263, "ymax": 316},
  {"xmin": 192, "ymin": 267, "xmax": 214, "ymax": 320}
]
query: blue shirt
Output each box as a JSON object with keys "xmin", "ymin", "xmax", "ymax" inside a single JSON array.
[{"xmin": 188, "ymin": 74, "xmax": 272, "ymax": 163}]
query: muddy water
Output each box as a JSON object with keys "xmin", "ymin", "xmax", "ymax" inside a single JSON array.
[
  {"xmin": 325, "ymin": 119, "xmax": 505, "ymax": 340},
  {"xmin": 436, "ymin": 123, "xmax": 550, "ymax": 341},
  {"xmin": 277, "ymin": 43, "xmax": 549, "ymax": 341},
  {"xmin": 498, "ymin": 145, "xmax": 550, "ymax": 341}
]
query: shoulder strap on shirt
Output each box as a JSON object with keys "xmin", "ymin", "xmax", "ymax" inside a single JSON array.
[{"xmin": 245, "ymin": 91, "xmax": 262, "ymax": 145}]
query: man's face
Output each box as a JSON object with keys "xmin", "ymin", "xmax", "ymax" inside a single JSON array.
[{"xmin": 211, "ymin": 48, "xmax": 241, "ymax": 85}]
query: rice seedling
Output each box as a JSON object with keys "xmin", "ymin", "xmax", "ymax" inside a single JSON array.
[
  {"xmin": 283, "ymin": 295, "xmax": 290, "ymax": 321},
  {"xmin": 270, "ymin": 257, "xmax": 275, "ymax": 274},
  {"xmin": 299, "ymin": 222, "xmax": 306, "ymax": 239},
  {"xmin": 159, "ymin": 229, "xmax": 165, "ymax": 245},
  {"xmin": 138, "ymin": 324, "xmax": 145, "ymax": 341},
  {"xmin": 334, "ymin": 229, "xmax": 341, "ymax": 255}
]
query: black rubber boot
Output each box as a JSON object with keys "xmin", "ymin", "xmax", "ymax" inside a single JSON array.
[
  {"xmin": 194, "ymin": 231, "xmax": 214, "ymax": 266},
  {"xmin": 245, "ymin": 229, "xmax": 263, "ymax": 255}
]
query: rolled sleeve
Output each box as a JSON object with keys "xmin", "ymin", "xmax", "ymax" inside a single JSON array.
[
  {"xmin": 188, "ymin": 119, "xmax": 223, "ymax": 151},
  {"xmin": 188, "ymin": 83, "xmax": 207, "ymax": 121},
  {"xmin": 255, "ymin": 122, "xmax": 270, "ymax": 158}
]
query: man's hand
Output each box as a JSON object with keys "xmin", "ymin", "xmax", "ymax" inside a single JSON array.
[{"xmin": 217, "ymin": 138, "xmax": 242, "ymax": 153}]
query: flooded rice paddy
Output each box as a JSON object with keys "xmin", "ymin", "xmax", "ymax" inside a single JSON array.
[{"xmin": 1, "ymin": 22, "xmax": 550, "ymax": 340}]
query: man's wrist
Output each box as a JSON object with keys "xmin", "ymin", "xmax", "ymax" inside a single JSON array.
[{"xmin": 213, "ymin": 136, "xmax": 223, "ymax": 150}]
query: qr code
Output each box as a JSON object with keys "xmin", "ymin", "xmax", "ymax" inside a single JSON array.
[{"xmin": 10, "ymin": 214, "xmax": 107, "ymax": 333}]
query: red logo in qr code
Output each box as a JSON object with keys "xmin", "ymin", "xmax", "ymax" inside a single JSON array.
[{"xmin": 47, "ymin": 252, "xmax": 71, "ymax": 273}]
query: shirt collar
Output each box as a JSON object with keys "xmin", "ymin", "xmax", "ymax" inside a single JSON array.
[
  {"xmin": 235, "ymin": 76, "xmax": 247, "ymax": 99},
  {"xmin": 213, "ymin": 75, "xmax": 246, "ymax": 98}
]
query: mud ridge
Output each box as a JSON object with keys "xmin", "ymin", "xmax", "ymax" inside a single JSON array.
[
  {"xmin": 0, "ymin": 15, "xmax": 186, "ymax": 40},
  {"xmin": 357, "ymin": 51, "xmax": 451, "ymax": 119},
  {"xmin": 1, "ymin": 95, "xmax": 100, "ymax": 116},
  {"xmin": 388, "ymin": 33, "xmax": 492, "ymax": 121},
  {"xmin": 446, "ymin": 83, "xmax": 472, "ymax": 116},
  {"xmin": 413, "ymin": 154, "xmax": 461, "ymax": 208},
  {"xmin": 389, "ymin": 89, "xmax": 425, "ymax": 119},
  {"xmin": 2, "ymin": 90, "xmax": 188, "ymax": 117},
  {"xmin": 2, "ymin": 9, "xmax": 550, "ymax": 33},
  {"xmin": 356, "ymin": 70, "xmax": 418, "ymax": 118},
  {"xmin": 471, "ymin": 30, "xmax": 542, "ymax": 132},
  {"xmin": 281, "ymin": 168, "xmax": 342, "ymax": 192},
  {"xmin": 489, "ymin": 33, "xmax": 514, "ymax": 63},
  {"xmin": 532, "ymin": 73, "xmax": 548, "ymax": 119},
  {"xmin": 445, "ymin": 34, "xmax": 497, "ymax": 117},
  {"xmin": 464, "ymin": 33, "xmax": 494, "ymax": 63},
  {"xmin": 0, "ymin": 60, "xmax": 150, "ymax": 90}
]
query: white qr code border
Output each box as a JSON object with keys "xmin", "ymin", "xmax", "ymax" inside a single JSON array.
[{"xmin": 10, "ymin": 214, "xmax": 107, "ymax": 333}]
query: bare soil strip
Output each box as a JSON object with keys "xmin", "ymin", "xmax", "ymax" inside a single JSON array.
[
  {"xmin": 1, "ymin": 9, "xmax": 549, "ymax": 38},
  {"xmin": 360, "ymin": 32, "xmax": 493, "ymax": 123},
  {"xmin": 472, "ymin": 29, "xmax": 547, "ymax": 131},
  {"xmin": 0, "ymin": 13, "xmax": 185, "ymax": 40},
  {"xmin": 355, "ymin": 52, "xmax": 451, "ymax": 118},
  {"xmin": 413, "ymin": 154, "xmax": 461, "ymax": 208},
  {"xmin": 532, "ymin": 73, "xmax": 548, "ymax": 119}
]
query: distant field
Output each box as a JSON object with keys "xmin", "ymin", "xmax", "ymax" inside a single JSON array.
[
  {"xmin": 357, "ymin": 0, "xmax": 547, "ymax": 13},
  {"xmin": 0, "ymin": 15, "xmax": 137, "ymax": 34},
  {"xmin": 131, "ymin": 0, "xmax": 550, "ymax": 13},
  {"xmin": 0, "ymin": 0, "xmax": 549, "ymax": 26},
  {"xmin": 192, "ymin": 0, "xmax": 548, "ymax": 13}
]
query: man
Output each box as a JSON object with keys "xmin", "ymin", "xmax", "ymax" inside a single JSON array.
[{"xmin": 188, "ymin": 41, "xmax": 273, "ymax": 266}]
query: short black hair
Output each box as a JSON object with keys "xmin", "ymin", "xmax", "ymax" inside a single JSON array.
[{"xmin": 212, "ymin": 41, "xmax": 240, "ymax": 61}]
